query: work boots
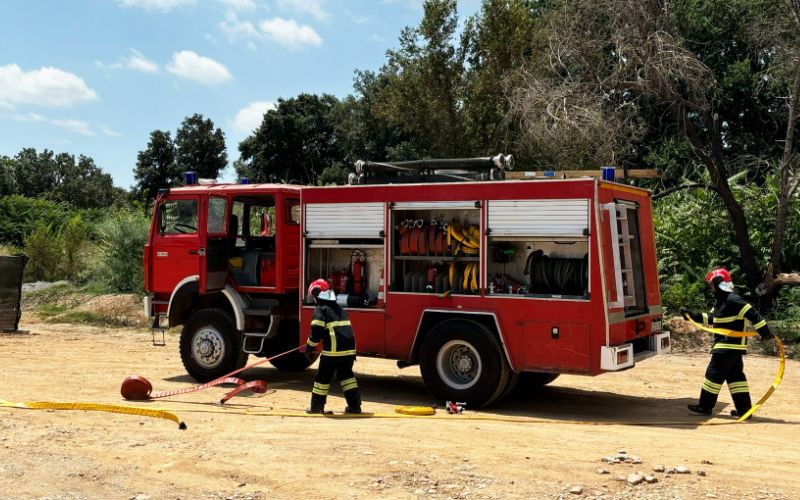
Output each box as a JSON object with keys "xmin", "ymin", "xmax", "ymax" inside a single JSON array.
[
  {"xmin": 306, "ymin": 393, "xmax": 329, "ymax": 414},
  {"xmin": 687, "ymin": 403, "xmax": 712, "ymax": 416},
  {"xmin": 344, "ymin": 389, "xmax": 362, "ymax": 414}
]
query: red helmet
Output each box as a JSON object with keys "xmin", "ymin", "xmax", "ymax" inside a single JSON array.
[
  {"xmin": 705, "ymin": 267, "xmax": 734, "ymax": 292},
  {"xmin": 307, "ymin": 278, "xmax": 336, "ymax": 301}
]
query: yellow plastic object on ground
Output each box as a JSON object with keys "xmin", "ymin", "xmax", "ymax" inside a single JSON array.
[{"xmin": 394, "ymin": 405, "xmax": 436, "ymax": 416}]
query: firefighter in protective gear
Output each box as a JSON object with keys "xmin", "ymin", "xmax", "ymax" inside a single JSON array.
[
  {"xmin": 680, "ymin": 267, "xmax": 774, "ymax": 418},
  {"xmin": 304, "ymin": 278, "xmax": 362, "ymax": 414}
]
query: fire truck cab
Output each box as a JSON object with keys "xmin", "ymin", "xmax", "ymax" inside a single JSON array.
[{"xmin": 143, "ymin": 163, "xmax": 670, "ymax": 407}]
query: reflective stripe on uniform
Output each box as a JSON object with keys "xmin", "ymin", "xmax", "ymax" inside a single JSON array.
[
  {"xmin": 312, "ymin": 382, "xmax": 330, "ymax": 396},
  {"xmin": 311, "ymin": 319, "xmax": 326, "ymax": 327},
  {"xmin": 702, "ymin": 312, "xmax": 710, "ymax": 326},
  {"xmin": 321, "ymin": 349, "xmax": 357, "ymax": 357},
  {"xmin": 306, "ymin": 339, "xmax": 319, "ymax": 347},
  {"xmin": 340, "ymin": 377, "xmax": 358, "ymax": 392},
  {"xmin": 713, "ymin": 342, "xmax": 747, "ymax": 351},
  {"xmin": 711, "ymin": 315, "xmax": 740, "ymax": 324},
  {"xmin": 753, "ymin": 319, "xmax": 767, "ymax": 329},
  {"xmin": 738, "ymin": 303, "xmax": 752, "ymax": 319},
  {"xmin": 728, "ymin": 381, "xmax": 750, "ymax": 394},
  {"xmin": 703, "ymin": 379, "xmax": 722, "ymax": 394}
]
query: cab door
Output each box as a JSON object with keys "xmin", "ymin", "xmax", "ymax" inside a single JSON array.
[
  {"xmin": 150, "ymin": 196, "xmax": 201, "ymax": 294},
  {"xmin": 201, "ymin": 195, "xmax": 229, "ymax": 293}
]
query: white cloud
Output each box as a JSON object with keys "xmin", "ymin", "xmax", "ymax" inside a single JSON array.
[
  {"xmin": 100, "ymin": 125, "xmax": 123, "ymax": 137},
  {"xmin": 232, "ymin": 100, "xmax": 275, "ymax": 133},
  {"xmin": 0, "ymin": 64, "xmax": 97, "ymax": 108},
  {"xmin": 126, "ymin": 49, "xmax": 159, "ymax": 73},
  {"xmin": 219, "ymin": 0, "xmax": 257, "ymax": 11},
  {"xmin": 276, "ymin": 0, "xmax": 328, "ymax": 22},
  {"xmin": 117, "ymin": 0, "xmax": 195, "ymax": 12},
  {"xmin": 258, "ymin": 17, "xmax": 322, "ymax": 49},
  {"xmin": 13, "ymin": 112, "xmax": 47, "ymax": 122},
  {"xmin": 52, "ymin": 119, "xmax": 96, "ymax": 136},
  {"xmin": 166, "ymin": 50, "xmax": 233, "ymax": 86},
  {"xmin": 12, "ymin": 112, "xmax": 113, "ymax": 137},
  {"xmin": 96, "ymin": 49, "xmax": 159, "ymax": 73},
  {"xmin": 219, "ymin": 12, "xmax": 260, "ymax": 46}
]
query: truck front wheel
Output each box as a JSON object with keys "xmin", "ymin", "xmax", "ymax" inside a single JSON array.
[
  {"xmin": 419, "ymin": 319, "xmax": 510, "ymax": 408},
  {"xmin": 180, "ymin": 308, "xmax": 248, "ymax": 382}
]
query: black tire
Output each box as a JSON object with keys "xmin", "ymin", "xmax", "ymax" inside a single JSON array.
[
  {"xmin": 180, "ymin": 308, "xmax": 247, "ymax": 382},
  {"xmin": 518, "ymin": 372, "xmax": 560, "ymax": 389},
  {"xmin": 263, "ymin": 319, "xmax": 316, "ymax": 371},
  {"xmin": 419, "ymin": 319, "xmax": 510, "ymax": 408}
]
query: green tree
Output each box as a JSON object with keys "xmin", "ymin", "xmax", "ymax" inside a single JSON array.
[
  {"xmin": 0, "ymin": 156, "xmax": 15, "ymax": 196},
  {"xmin": 460, "ymin": 0, "xmax": 547, "ymax": 158},
  {"xmin": 175, "ymin": 113, "xmax": 228, "ymax": 180},
  {"xmin": 374, "ymin": 0, "xmax": 466, "ymax": 158},
  {"xmin": 237, "ymin": 93, "xmax": 344, "ymax": 185},
  {"xmin": 134, "ymin": 130, "xmax": 178, "ymax": 207}
]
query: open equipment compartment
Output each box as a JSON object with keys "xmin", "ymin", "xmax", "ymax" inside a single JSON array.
[
  {"xmin": 303, "ymin": 202, "xmax": 385, "ymax": 308},
  {"xmin": 389, "ymin": 201, "xmax": 481, "ymax": 295}
]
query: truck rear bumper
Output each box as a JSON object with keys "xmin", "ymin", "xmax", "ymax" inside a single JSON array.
[{"xmin": 600, "ymin": 331, "xmax": 671, "ymax": 371}]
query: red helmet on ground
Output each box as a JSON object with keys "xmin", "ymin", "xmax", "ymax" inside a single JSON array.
[
  {"xmin": 307, "ymin": 278, "xmax": 336, "ymax": 301},
  {"xmin": 705, "ymin": 267, "xmax": 734, "ymax": 292}
]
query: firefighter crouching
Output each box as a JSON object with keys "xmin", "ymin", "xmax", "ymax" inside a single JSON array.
[
  {"xmin": 680, "ymin": 267, "xmax": 774, "ymax": 418},
  {"xmin": 304, "ymin": 278, "xmax": 362, "ymax": 414}
]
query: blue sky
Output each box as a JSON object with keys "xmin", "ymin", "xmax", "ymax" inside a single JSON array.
[{"xmin": 0, "ymin": 0, "xmax": 481, "ymax": 189}]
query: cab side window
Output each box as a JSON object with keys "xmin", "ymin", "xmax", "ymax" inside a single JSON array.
[
  {"xmin": 207, "ymin": 197, "xmax": 227, "ymax": 235},
  {"xmin": 160, "ymin": 199, "xmax": 198, "ymax": 235}
]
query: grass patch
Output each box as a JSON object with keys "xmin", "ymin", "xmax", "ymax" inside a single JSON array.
[
  {"xmin": 44, "ymin": 310, "xmax": 136, "ymax": 328},
  {"xmin": 36, "ymin": 304, "xmax": 68, "ymax": 318}
]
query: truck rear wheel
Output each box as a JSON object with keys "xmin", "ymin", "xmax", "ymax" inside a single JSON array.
[
  {"xmin": 263, "ymin": 319, "xmax": 316, "ymax": 371},
  {"xmin": 180, "ymin": 308, "xmax": 247, "ymax": 382},
  {"xmin": 419, "ymin": 319, "xmax": 510, "ymax": 408}
]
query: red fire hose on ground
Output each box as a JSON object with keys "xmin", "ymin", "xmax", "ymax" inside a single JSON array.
[{"xmin": 121, "ymin": 346, "xmax": 303, "ymax": 405}]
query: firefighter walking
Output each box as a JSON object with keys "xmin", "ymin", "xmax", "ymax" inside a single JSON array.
[
  {"xmin": 303, "ymin": 278, "xmax": 362, "ymax": 414},
  {"xmin": 681, "ymin": 267, "xmax": 773, "ymax": 418}
]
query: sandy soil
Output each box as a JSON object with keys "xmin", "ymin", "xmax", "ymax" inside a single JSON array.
[{"xmin": 1, "ymin": 317, "xmax": 798, "ymax": 500}]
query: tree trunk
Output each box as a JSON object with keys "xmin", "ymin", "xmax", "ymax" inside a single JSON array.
[{"xmin": 682, "ymin": 109, "xmax": 763, "ymax": 292}]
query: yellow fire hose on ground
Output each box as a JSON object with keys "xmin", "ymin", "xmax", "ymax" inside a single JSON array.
[
  {"xmin": 685, "ymin": 317, "xmax": 785, "ymax": 422},
  {"xmin": 0, "ymin": 398, "xmax": 186, "ymax": 429}
]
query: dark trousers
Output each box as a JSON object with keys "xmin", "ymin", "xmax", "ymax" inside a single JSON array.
[
  {"xmin": 698, "ymin": 351, "xmax": 752, "ymax": 414},
  {"xmin": 309, "ymin": 355, "xmax": 360, "ymax": 411}
]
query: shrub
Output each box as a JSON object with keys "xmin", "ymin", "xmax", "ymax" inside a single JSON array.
[
  {"xmin": 87, "ymin": 210, "xmax": 149, "ymax": 293},
  {"xmin": 23, "ymin": 222, "xmax": 62, "ymax": 281}
]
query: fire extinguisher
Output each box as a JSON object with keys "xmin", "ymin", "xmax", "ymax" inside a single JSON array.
[
  {"xmin": 350, "ymin": 249, "xmax": 367, "ymax": 296},
  {"xmin": 337, "ymin": 268, "xmax": 349, "ymax": 295}
]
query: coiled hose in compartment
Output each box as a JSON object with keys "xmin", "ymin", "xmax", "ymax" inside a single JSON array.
[{"xmin": 524, "ymin": 250, "xmax": 588, "ymax": 296}]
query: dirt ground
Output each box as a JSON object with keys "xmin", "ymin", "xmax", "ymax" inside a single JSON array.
[{"xmin": 2, "ymin": 313, "xmax": 799, "ymax": 499}]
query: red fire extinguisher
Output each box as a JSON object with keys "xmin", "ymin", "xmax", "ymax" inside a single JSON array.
[{"xmin": 351, "ymin": 249, "xmax": 367, "ymax": 297}]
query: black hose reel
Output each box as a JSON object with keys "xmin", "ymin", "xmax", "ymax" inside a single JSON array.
[{"xmin": 523, "ymin": 249, "xmax": 588, "ymax": 296}]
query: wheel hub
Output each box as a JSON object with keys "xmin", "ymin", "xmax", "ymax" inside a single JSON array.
[
  {"xmin": 436, "ymin": 340, "xmax": 482, "ymax": 390},
  {"xmin": 193, "ymin": 327, "xmax": 225, "ymax": 369}
]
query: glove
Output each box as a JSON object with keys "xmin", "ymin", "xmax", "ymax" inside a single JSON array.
[
  {"xmin": 760, "ymin": 330, "xmax": 774, "ymax": 341},
  {"xmin": 304, "ymin": 345, "xmax": 317, "ymax": 361},
  {"xmin": 678, "ymin": 307, "xmax": 691, "ymax": 319}
]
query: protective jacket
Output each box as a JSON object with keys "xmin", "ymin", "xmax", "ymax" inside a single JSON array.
[
  {"xmin": 306, "ymin": 300, "xmax": 356, "ymax": 357},
  {"xmin": 686, "ymin": 291, "xmax": 771, "ymax": 354}
]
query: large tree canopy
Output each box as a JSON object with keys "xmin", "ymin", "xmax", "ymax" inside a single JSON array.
[{"xmin": 175, "ymin": 113, "xmax": 228, "ymax": 180}]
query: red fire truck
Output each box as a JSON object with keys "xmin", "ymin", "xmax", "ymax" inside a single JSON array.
[{"xmin": 143, "ymin": 158, "xmax": 669, "ymax": 407}]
